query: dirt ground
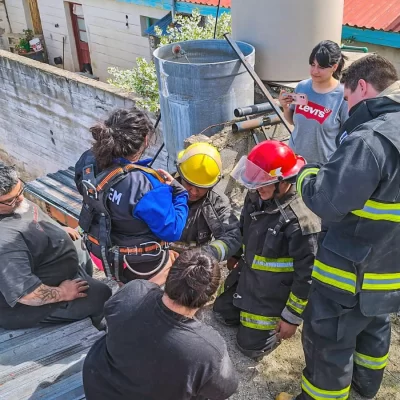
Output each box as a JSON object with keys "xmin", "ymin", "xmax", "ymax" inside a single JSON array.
[
  {"xmin": 96, "ymin": 270, "xmax": 400, "ymax": 400},
  {"xmin": 199, "ymin": 308, "xmax": 400, "ymax": 400}
]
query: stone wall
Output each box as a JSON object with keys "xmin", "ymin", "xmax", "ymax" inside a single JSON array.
[{"xmin": 0, "ymin": 49, "xmax": 142, "ymax": 180}]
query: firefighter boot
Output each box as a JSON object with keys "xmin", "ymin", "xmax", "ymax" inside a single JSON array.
[{"xmin": 275, "ymin": 393, "xmax": 295, "ymax": 400}]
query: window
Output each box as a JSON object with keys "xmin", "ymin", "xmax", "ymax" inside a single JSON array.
[{"xmin": 140, "ymin": 15, "xmax": 159, "ymax": 37}]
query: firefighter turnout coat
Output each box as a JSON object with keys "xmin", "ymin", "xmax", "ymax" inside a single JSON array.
[
  {"xmin": 170, "ymin": 186, "xmax": 241, "ymax": 262},
  {"xmin": 231, "ymin": 188, "xmax": 320, "ymax": 327},
  {"xmin": 294, "ymin": 81, "xmax": 400, "ymax": 400},
  {"xmin": 297, "ymin": 81, "xmax": 400, "ymax": 316}
]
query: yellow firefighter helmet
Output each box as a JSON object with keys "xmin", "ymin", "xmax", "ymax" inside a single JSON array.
[{"xmin": 176, "ymin": 142, "xmax": 222, "ymax": 188}]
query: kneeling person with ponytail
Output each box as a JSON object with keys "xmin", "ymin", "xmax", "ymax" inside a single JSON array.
[{"xmin": 83, "ymin": 249, "xmax": 239, "ymax": 400}]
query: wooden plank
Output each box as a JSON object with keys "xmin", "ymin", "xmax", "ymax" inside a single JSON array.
[{"xmin": 28, "ymin": 0, "xmax": 43, "ymax": 34}]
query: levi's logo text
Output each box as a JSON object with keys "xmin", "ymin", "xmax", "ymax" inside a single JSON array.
[{"xmin": 296, "ymin": 101, "xmax": 332, "ymax": 124}]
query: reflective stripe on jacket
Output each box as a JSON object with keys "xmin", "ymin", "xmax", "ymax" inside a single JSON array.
[
  {"xmin": 233, "ymin": 188, "xmax": 320, "ymax": 325},
  {"xmin": 298, "ymin": 82, "xmax": 400, "ymax": 316}
]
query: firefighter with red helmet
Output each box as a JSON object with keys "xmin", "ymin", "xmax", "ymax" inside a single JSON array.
[{"xmin": 213, "ymin": 140, "xmax": 320, "ymax": 360}]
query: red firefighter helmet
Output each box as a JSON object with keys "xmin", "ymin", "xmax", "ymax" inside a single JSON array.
[{"xmin": 231, "ymin": 140, "xmax": 306, "ymax": 189}]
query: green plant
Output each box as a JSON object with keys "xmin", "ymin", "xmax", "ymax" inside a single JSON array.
[
  {"xmin": 157, "ymin": 9, "xmax": 232, "ymax": 45},
  {"xmin": 23, "ymin": 29, "xmax": 34, "ymax": 42},
  {"xmin": 342, "ymin": 36, "xmax": 356, "ymax": 45},
  {"xmin": 108, "ymin": 58, "xmax": 159, "ymax": 113},
  {"xmin": 16, "ymin": 29, "xmax": 35, "ymax": 53},
  {"xmin": 17, "ymin": 39, "xmax": 30, "ymax": 52},
  {"xmin": 108, "ymin": 9, "xmax": 232, "ymax": 112}
]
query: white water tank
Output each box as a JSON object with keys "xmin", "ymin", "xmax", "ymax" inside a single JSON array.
[{"xmin": 232, "ymin": 0, "xmax": 344, "ymax": 82}]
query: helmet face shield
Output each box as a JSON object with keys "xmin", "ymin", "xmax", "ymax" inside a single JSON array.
[{"xmin": 230, "ymin": 156, "xmax": 282, "ymax": 189}]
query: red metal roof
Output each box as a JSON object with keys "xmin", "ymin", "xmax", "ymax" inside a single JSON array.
[
  {"xmin": 178, "ymin": 0, "xmax": 231, "ymax": 8},
  {"xmin": 179, "ymin": 0, "xmax": 400, "ymax": 33},
  {"xmin": 343, "ymin": 0, "xmax": 400, "ymax": 32}
]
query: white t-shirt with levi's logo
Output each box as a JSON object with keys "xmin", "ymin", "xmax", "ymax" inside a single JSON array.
[{"xmin": 289, "ymin": 79, "xmax": 348, "ymax": 164}]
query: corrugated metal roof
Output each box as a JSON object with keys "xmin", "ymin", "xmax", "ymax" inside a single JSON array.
[
  {"xmin": 177, "ymin": 0, "xmax": 231, "ymax": 8},
  {"xmin": 343, "ymin": 0, "xmax": 400, "ymax": 32},
  {"xmin": 0, "ymin": 319, "xmax": 103, "ymax": 399},
  {"xmin": 26, "ymin": 167, "xmax": 81, "ymax": 220}
]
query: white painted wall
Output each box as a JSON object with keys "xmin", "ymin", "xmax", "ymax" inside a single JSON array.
[
  {"xmin": 37, "ymin": 0, "xmax": 168, "ymax": 81},
  {"xmin": 350, "ymin": 40, "xmax": 400, "ymax": 75},
  {"xmin": 0, "ymin": 2, "xmax": 9, "ymax": 34},
  {"xmin": 0, "ymin": 2, "xmax": 9, "ymax": 49},
  {"xmin": 3, "ymin": 0, "xmax": 29, "ymax": 33}
]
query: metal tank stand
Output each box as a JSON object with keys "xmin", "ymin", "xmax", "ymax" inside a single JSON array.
[
  {"xmin": 224, "ymin": 34, "xmax": 293, "ymax": 135},
  {"xmin": 149, "ymin": 113, "xmax": 163, "ymax": 167}
]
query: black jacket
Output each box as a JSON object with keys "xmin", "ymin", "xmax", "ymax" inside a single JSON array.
[
  {"xmin": 297, "ymin": 81, "xmax": 400, "ymax": 316},
  {"xmin": 170, "ymin": 182, "xmax": 241, "ymax": 262},
  {"xmin": 232, "ymin": 188, "xmax": 320, "ymax": 324}
]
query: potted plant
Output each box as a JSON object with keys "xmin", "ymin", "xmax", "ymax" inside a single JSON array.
[{"xmin": 15, "ymin": 29, "xmax": 34, "ymax": 54}]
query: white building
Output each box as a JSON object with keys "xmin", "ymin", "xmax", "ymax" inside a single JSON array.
[{"xmin": 0, "ymin": 0, "xmax": 228, "ymax": 81}]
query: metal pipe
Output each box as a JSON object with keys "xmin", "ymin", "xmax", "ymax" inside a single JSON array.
[
  {"xmin": 2, "ymin": 0, "xmax": 12, "ymax": 34},
  {"xmin": 232, "ymin": 114, "xmax": 280, "ymax": 133},
  {"xmin": 224, "ymin": 34, "xmax": 292, "ymax": 135},
  {"xmin": 62, "ymin": 36, "xmax": 65, "ymax": 70},
  {"xmin": 234, "ymin": 102, "xmax": 274, "ymax": 117},
  {"xmin": 265, "ymin": 114, "xmax": 280, "ymax": 125},
  {"xmin": 213, "ymin": 0, "xmax": 222, "ymax": 39},
  {"xmin": 341, "ymin": 44, "xmax": 368, "ymax": 53},
  {"xmin": 149, "ymin": 114, "xmax": 163, "ymax": 167}
]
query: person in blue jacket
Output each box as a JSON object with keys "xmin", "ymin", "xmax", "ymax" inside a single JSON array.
[{"xmin": 75, "ymin": 108, "xmax": 188, "ymax": 284}]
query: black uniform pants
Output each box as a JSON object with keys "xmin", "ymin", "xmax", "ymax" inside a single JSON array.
[
  {"xmin": 42, "ymin": 240, "xmax": 112, "ymax": 328},
  {"xmin": 297, "ymin": 288, "xmax": 390, "ymax": 400},
  {"xmin": 213, "ymin": 267, "xmax": 280, "ymax": 359}
]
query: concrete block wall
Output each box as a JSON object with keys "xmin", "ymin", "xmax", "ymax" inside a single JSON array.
[
  {"xmin": 36, "ymin": 0, "xmax": 168, "ymax": 81},
  {"xmin": 350, "ymin": 41, "xmax": 400, "ymax": 74},
  {"xmin": 0, "ymin": 49, "xmax": 141, "ymax": 180}
]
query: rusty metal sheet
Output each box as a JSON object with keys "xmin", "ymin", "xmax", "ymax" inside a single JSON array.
[
  {"xmin": 26, "ymin": 167, "xmax": 82, "ymax": 226},
  {"xmin": 344, "ymin": 0, "xmax": 400, "ymax": 32}
]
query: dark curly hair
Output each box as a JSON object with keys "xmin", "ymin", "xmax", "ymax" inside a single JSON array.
[
  {"xmin": 165, "ymin": 249, "xmax": 221, "ymax": 309},
  {"xmin": 0, "ymin": 163, "xmax": 19, "ymax": 196},
  {"xmin": 91, "ymin": 108, "xmax": 155, "ymax": 170}
]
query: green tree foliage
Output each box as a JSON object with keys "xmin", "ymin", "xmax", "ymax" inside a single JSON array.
[{"xmin": 108, "ymin": 10, "xmax": 232, "ymax": 112}]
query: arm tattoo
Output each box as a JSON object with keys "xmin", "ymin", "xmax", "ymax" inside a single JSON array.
[{"xmin": 19, "ymin": 284, "xmax": 63, "ymax": 306}]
